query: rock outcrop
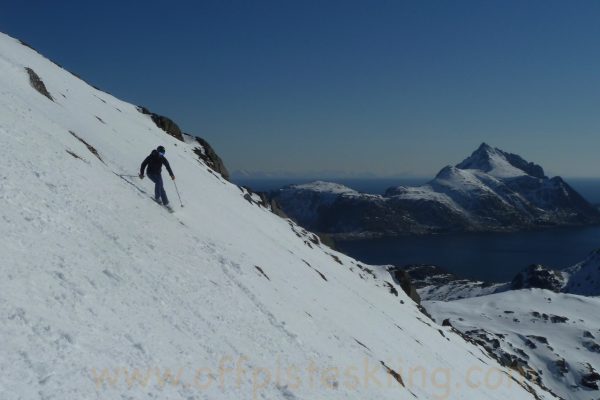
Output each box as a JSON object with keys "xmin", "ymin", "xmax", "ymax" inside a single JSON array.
[{"xmin": 136, "ymin": 106, "xmax": 229, "ymax": 181}]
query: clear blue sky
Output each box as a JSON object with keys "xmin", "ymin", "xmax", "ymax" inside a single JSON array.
[{"xmin": 3, "ymin": 0, "xmax": 600, "ymax": 177}]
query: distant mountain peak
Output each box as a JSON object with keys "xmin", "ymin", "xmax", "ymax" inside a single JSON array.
[
  {"xmin": 457, "ymin": 143, "xmax": 546, "ymax": 179},
  {"xmin": 477, "ymin": 142, "xmax": 493, "ymax": 151},
  {"xmin": 274, "ymin": 141, "xmax": 600, "ymax": 237}
]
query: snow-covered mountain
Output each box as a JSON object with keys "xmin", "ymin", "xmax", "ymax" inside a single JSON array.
[
  {"xmin": 272, "ymin": 143, "xmax": 600, "ymax": 238},
  {"xmin": 409, "ymin": 248, "xmax": 600, "ymax": 302},
  {"xmin": 403, "ymin": 265, "xmax": 509, "ymax": 302},
  {"xmin": 426, "ymin": 290, "xmax": 600, "ymax": 400},
  {"xmin": 512, "ymin": 250, "xmax": 600, "ymax": 297},
  {"xmin": 0, "ymin": 32, "xmax": 556, "ymax": 400},
  {"xmin": 415, "ymin": 251, "xmax": 600, "ymax": 399}
]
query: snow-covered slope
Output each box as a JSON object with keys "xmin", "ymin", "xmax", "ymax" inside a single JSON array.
[
  {"xmin": 272, "ymin": 144, "xmax": 600, "ymax": 238},
  {"xmin": 509, "ymin": 251, "xmax": 600, "ymax": 297},
  {"xmin": 427, "ymin": 290, "xmax": 600, "ymax": 400},
  {"xmin": 405, "ymin": 265, "xmax": 508, "ymax": 301},
  {"xmin": 272, "ymin": 181, "xmax": 384, "ymax": 235},
  {"xmin": 407, "ymin": 248, "xmax": 600, "ymax": 302},
  {"xmin": 0, "ymin": 33, "xmax": 555, "ymax": 400},
  {"xmin": 564, "ymin": 249, "xmax": 600, "ymax": 296},
  {"xmin": 456, "ymin": 143, "xmax": 545, "ymax": 179}
]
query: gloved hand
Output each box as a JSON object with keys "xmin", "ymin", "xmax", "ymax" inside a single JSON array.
[
  {"xmin": 171, "ymin": 175, "xmax": 176, "ymax": 180},
  {"xmin": 139, "ymin": 174, "xmax": 144, "ymax": 179}
]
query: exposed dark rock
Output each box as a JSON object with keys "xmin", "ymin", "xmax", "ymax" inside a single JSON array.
[
  {"xmin": 403, "ymin": 265, "xmax": 457, "ymax": 288},
  {"xmin": 25, "ymin": 67, "xmax": 53, "ymax": 101},
  {"xmin": 254, "ymin": 192, "xmax": 288, "ymax": 218},
  {"xmin": 254, "ymin": 266, "xmax": 270, "ymax": 281},
  {"xmin": 380, "ymin": 361, "xmax": 404, "ymax": 387},
  {"xmin": 550, "ymin": 315, "xmax": 568, "ymax": 324},
  {"xmin": 522, "ymin": 337, "xmax": 537, "ymax": 349},
  {"xmin": 527, "ymin": 335, "xmax": 548, "ymax": 345},
  {"xmin": 583, "ymin": 330, "xmax": 596, "ymax": 339},
  {"xmin": 190, "ymin": 136, "xmax": 230, "ymax": 180},
  {"xmin": 136, "ymin": 106, "xmax": 229, "ymax": 181},
  {"xmin": 65, "ymin": 150, "xmax": 82, "ymax": 160},
  {"xmin": 388, "ymin": 267, "xmax": 421, "ymax": 304},
  {"xmin": 581, "ymin": 364, "xmax": 600, "ymax": 390},
  {"xmin": 402, "ymin": 264, "xmax": 505, "ymax": 301},
  {"xmin": 19, "ymin": 39, "xmax": 110, "ymax": 94},
  {"xmin": 384, "ymin": 281, "xmax": 399, "ymax": 297},
  {"xmin": 137, "ymin": 106, "xmax": 184, "ymax": 141},
  {"xmin": 511, "ymin": 264, "xmax": 566, "ymax": 292},
  {"xmin": 354, "ymin": 338, "xmax": 370, "ymax": 351},
  {"xmin": 69, "ymin": 131, "xmax": 104, "ymax": 163},
  {"xmin": 553, "ymin": 358, "xmax": 568, "ymax": 375},
  {"xmin": 329, "ymin": 253, "xmax": 343, "ymax": 265},
  {"xmin": 583, "ymin": 340, "xmax": 600, "ymax": 353}
]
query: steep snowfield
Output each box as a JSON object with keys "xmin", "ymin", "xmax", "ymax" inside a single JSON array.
[
  {"xmin": 426, "ymin": 290, "xmax": 600, "ymax": 400},
  {"xmin": 0, "ymin": 32, "xmax": 554, "ymax": 399}
]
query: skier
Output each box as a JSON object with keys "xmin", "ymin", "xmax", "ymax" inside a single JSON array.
[{"xmin": 139, "ymin": 145, "xmax": 175, "ymax": 207}]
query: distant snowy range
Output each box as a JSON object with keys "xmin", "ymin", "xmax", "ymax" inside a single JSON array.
[
  {"xmin": 0, "ymin": 29, "xmax": 598, "ymax": 400},
  {"xmin": 270, "ymin": 143, "xmax": 600, "ymax": 238}
]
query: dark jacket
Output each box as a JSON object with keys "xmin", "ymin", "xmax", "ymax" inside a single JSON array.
[{"xmin": 140, "ymin": 150, "xmax": 174, "ymax": 176}]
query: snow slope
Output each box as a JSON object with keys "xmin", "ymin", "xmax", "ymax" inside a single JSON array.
[
  {"xmin": 404, "ymin": 265, "xmax": 508, "ymax": 302},
  {"xmin": 0, "ymin": 33, "xmax": 554, "ymax": 400},
  {"xmin": 564, "ymin": 249, "xmax": 600, "ymax": 296},
  {"xmin": 427, "ymin": 290, "xmax": 600, "ymax": 400},
  {"xmin": 455, "ymin": 143, "xmax": 541, "ymax": 179},
  {"xmin": 410, "ymin": 248, "xmax": 600, "ymax": 302}
]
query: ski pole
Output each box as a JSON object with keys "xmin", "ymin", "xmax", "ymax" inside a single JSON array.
[
  {"xmin": 118, "ymin": 174, "xmax": 140, "ymax": 178},
  {"xmin": 173, "ymin": 180, "xmax": 184, "ymax": 207}
]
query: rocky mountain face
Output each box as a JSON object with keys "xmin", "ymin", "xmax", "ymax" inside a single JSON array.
[
  {"xmin": 272, "ymin": 144, "xmax": 600, "ymax": 238},
  {"xmin": 136, "ymin": 106, "xmax": 230, "ymax": 180},
  {"xmin": 510, "ymin": 264, "xmax": 567, "ymax": 292},
  {"xmin": 426, "ymin": 290, "xmax": 600, "ymax": 400},
  {"xmin": 405, "ymin": 248, "xmax": 600, "ymax": 302},
  {"xmin": 506, "ymin": 250, "xmax": 600, "ymax": 296},
  {"xmin": 404, "ymin": 265, "xmax": 508, "ymax": 301},
  {"xmin": 418, "ymin": 250, "xmax": 600, "ymax": 400}
]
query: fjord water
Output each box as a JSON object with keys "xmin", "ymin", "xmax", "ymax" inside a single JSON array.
[
  {"xmin": 335, "ymin": 178, "xmax": 600, "ymax": 283},
  {"xmin": 336, "ymin": 226, "xmax": 600, "ymax": 282},
  {"xmin": 236, "ymin": 177, "xmax": 600, "ymax": 282}
]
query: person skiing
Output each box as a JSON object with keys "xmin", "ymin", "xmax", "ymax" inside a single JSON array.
[{"xmin": 139, "ymin": 145, "xmax": 175, "ymax": 207}]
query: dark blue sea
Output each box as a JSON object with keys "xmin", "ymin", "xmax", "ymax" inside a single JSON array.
[{"xmin": 234, "ymin": 177, "xmax": 600, "ymax": 282}]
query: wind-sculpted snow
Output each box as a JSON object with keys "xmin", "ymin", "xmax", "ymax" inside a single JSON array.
[{"xmin": 0, "ymin": 32, "xmax": 555, "ymax": 399}]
